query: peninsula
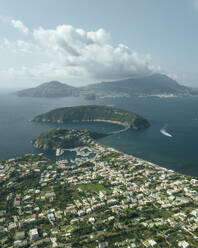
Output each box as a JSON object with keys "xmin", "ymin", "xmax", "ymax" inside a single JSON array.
[
  {"xmin": 32, "ymin": 105, "xmax": 150, "ymax": 131},
  {"xmin": 33, "ymin": 128, "xmax": 108, "ymax": 151}
]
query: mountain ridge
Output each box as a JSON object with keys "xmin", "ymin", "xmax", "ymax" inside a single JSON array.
[
  {"xmin": 14, "ymin": 80, "xmax": 79, "ymax": 97},
  {"xmin": 14, "ymin": 74, "xmax": 198, "ymax": 98},
  {"xmin": 80, "ymin": 74, "xmax": 196, "ymax": 98}
]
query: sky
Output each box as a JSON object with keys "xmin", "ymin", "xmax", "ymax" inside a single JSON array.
[{"xmin": 0, "ymin": 0, "xmax": 198, "ymax": 88}]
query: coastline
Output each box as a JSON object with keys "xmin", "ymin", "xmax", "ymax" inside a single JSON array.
[
  {"xmin": 52, "ymin": 139, "xmax": 186, "ymax": 178},
  {"xmin": 97, "ymin": 143, "xmax": 176, "ymax": 174},
  {"xmin": 2, "ymin": 131, "xmax": 198, "ymax": 247},
  {"xmin": 32, "ymin": 118, "xmax": 129, "ymax": 128}
]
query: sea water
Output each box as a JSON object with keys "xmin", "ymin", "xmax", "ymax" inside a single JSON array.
[{"xmin": 0, "ymin": 91, "xmax": 198, "ymax": 176}]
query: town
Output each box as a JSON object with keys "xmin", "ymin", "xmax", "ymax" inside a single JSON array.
[{"xmin": 0, "ymin": 139, "xmax": 198, "ymax": 247}]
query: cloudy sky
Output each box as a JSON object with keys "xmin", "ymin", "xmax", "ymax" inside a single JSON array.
[{"xmin": 0, "ymin": 0, "xmax": 198, "ymax": 88}]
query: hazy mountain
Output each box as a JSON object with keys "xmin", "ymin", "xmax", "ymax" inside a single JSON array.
[
  {"xmin": 15, "ymin": 81, "xmax": 79, "ymax": 97},
  {"xmin": 80, "ymin": 74, "xmax": 197, "ymax": 98},
  {"xmin": 15, "ymin": 74, "xmax": 198, "ymax": 98}
]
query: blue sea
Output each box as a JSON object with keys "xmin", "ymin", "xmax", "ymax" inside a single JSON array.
[{"xmin": 0, "ymin": 91, "xmax": 198, "ymax": 176}]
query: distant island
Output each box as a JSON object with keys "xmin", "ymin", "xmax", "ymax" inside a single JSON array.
[
  {"xmin": 32, "ymin": 105, "xmax": 150, "ymax": 130},
  {"xmin": 14, "ymin": 81, "xmax": 79, "ymax": 98},
  {"xmin": 33, "ymin": 128, "xmax": 108, "ymax": 152},
  {"xmin": 14, "ymin": 74, "xmax": 198, "ymax": 98},
  {"xmin": 81, "ymin": 73, "xmax": 198, "ymax": 98}
]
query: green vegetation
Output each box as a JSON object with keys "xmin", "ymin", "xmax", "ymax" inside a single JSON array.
[
  {"xmin": 33, "ymin": 128, "xmax": 108, "ymax": 151},
  {"xmin": 33, "ymin": 105, "xmax": 150, "ymax": 130},
  {"xmin": 76, "ymin": 183, "xmax": 110, "ymax": 193}
]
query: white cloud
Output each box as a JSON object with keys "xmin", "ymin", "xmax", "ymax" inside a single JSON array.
[
  {"xmin": 0, "ymin": 23, "xmax": 163, "ymax": 86},
  {"xmin": 32, "ymin": 25, "xmax": 159, "ymax": 82},
  {"xmin": 0, "ymin": 38, "xmax": 38, "ymax": 53},
  {"xmin": 11, "ymin": 20, "xmax": 29, "ymax": 35},
  {"xmin": 0, "ymin": 62, "xmax": 90, "ymax": 87}
]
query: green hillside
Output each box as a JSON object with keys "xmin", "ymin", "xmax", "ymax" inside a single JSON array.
[
  {"xmin": 33, "ymin": 105, "xmax": 150, "ymax": 130},
  {"xmin": 33, "ymin": 128, "xmax": 108, "ymax": 151}
]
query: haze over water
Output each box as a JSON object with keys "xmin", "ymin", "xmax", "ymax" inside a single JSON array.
[{"xmin": 1, "ymin": 92, "xmax": 198, "ymax": 176}]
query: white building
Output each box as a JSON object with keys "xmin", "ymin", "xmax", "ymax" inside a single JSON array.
[
  {"xmin": 191, "ymin": 209, "xmax": 198, "ymax": 217},
  {"xmin": 178, "ymin": 241, "xmax": 190, "ymax": 248},
  {"xmin": 148, "ymin": 239, "xmax": 157, "ymax": 247},
  {"xmin": 89, "ymin": 217, "xmax": 95, "ymax": 224},
  {"xmin": 29, "ymin": 228, "xmax": 39, "ymax": 240}
]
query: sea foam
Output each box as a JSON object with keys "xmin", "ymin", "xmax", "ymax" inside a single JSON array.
[{"xmin": 160, "ymin": 124, "xmax": 173, "ymax": 138}]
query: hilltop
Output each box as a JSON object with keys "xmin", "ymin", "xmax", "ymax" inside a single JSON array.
[
  {"xmin": 14, "ymin": 81, "xmax": 79, "ymax": 97},
  {"xmin": 33, "ymin": 128, "xmax": 108, "ymax": 151},
  {"xmin": 32, "ymin": 105, "xmax": 150, "ymax": 130},
  {"xmin": 80, "ymin": 74, "xmax": 197, "ymax": 98}
]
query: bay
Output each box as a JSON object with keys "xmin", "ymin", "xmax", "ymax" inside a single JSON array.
[{"xmin": 0, "ymin": 91, "xmax": 198, "ymax": 176}]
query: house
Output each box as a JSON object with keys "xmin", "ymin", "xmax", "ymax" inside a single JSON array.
[
  {"xmin": 108, "ymin": 216, "xmax": 115, "ymax": 221},
  {"xmin": 129, "ymin": 243, "xmax": 136, "ymax": 248},
  {"xmin": 14, "ymin": 240, "xmax": 27, "ymax": 247},
  {"xmin": 98, "ymin": 242, "xmax": 108, "ymax": 248},
  {"xmin": 148, "ymin": 240, "xmax": 157, "ymax": 247},
  {"xmin": 86, "ymin": 208, "xmax": 92, "ymax": 214},
  {"xmin": 14, "ymin": 200, "xmax": 21, "ymax": 207},
  {"xmin": 89, "ymin": 217, "xmax": 95, "ymax": 224},
  {"xmin": 143, "ymin": 239, "xmax": 157, "ymax": 247},
  {"xmin": 178, "ymin": 241, "xmax": 190, "ymax": 248},
  {"xmin": 51, "ymin": 237, "xmax": 58, "ymax": 247},
  {"xmin": 24, "ymin": 217, "xmax": 36, "ymax": 224},
  {"xmin": 77, "ymin": 210, "xmax": 86, "ymax": 216},
  {"xmin": 107, "ymin": 199, "xmax": 117, "ymax": 206},
  {"xmin": 29, "ymin": 228, "xmax": 39, "ymax": 240},
  {"xmin": 191, "ymin": 209, "xmax": 198, "ymax": 217},
  {"xmin": 48, "ymin": 213, "xmax": 55, "ymax": 222},
  {"xmin": 8, "ymin": 222, "xmax": 17, "ymax": 230}
]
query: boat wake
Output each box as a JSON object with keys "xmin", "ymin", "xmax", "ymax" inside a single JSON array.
[{"xmin": 160, "ymin": 124, "xmax": 173, "ymax": 138}]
